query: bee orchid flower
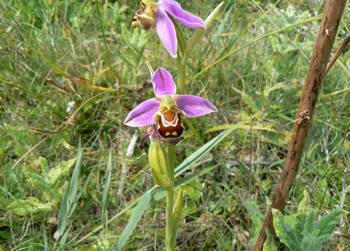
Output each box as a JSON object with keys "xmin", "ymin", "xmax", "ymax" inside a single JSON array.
[
  {"xmin": 131, "ymin": 0, "xmax": 205, "ymax": 57},
  {"xmin": 124, "ymin": 68, "xmax": 217, "ymax": 141}
]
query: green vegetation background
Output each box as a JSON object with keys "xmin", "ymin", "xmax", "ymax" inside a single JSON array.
[{"xmin": 0, "ymin": 0, "xmax": 349, "ymax": 250}]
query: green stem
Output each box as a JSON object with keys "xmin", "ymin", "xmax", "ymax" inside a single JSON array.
[
  {"xmin": 166, "ymin": 189, "xmax": 174, "ymax": 251},
  {"xmin": 166, "ymin": 144, "xmax": 175, "ymax": 177},
  {"xmin": 165, "ymin": 143, "xmax": 176, "ymax": 251},
  {"xmin": 177, "ymin": 57, "xmax": 186, "ymax": 93}
]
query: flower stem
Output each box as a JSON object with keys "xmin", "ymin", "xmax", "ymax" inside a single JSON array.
[
  {"xmin": 166, "ymin": 189, "xmax": 174, "ymax": 251},
  {"xmin": 177, "ymin": 57, "xmax": 186, "ymax": 93},
  {"xmin": 165, "ymin": 143, "xmax": 176, "ymax": 251}
]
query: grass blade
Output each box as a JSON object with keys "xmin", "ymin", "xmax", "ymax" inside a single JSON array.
[
  {"xmin": 174, "ymin": 128, "xmax": 234, "ymax": 177},
  {"xmin": 114, "ymin": 192, "xmax": 152, "ymax": 251},
  {"xmin": 101, "ymin": 149, "xmax": 113, "ymax": 226},
  {"xmin": 54, "ymin": 142, "xmax": 83, "ymax": 243},
  {"xmin": 54, "ymin": 188, "xmax": 69, "ymax": 241},
  {"xmin": 67, "ymin": 144, "xmax": 83, "ymax": 217}
]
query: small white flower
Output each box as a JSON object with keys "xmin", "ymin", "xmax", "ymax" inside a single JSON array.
[
  {"xmin": 259, "ymin": 26, "xmax": 265, "ymax": 34},
  {"xmin": 66, "ymin": 101, "xmax": 75, "ymax": 114}
]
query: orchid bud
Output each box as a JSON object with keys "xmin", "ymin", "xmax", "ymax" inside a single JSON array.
[
  {"xmin": 148, "ymin": 139, "xmax": 171, "ymax": 190},
  {"xmin": 184, "ymin": 2, "xmax": 225, "ymax": 62}
]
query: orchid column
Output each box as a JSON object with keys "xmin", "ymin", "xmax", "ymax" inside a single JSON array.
[{"xmin": 124, "ymin": 68, "xmax": 217, "ymax": 250}]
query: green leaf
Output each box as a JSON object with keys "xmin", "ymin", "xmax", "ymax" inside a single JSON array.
[
  {"xmin": 2, "ymin": 124, "xmax": 36, "ymax": 157},
  {"xmin": 0, "ymin": 230, "xmax": 11, "ymax": 240},
  {"xmin": 115, "ymin": 192, "xmax": 152, "ymax": 251},
  {"xmin": 272, "ymin": 209, "xmax": 302, "ymax": 251},
  {"xmin": 173, "ymin": 188, "xmax": 184, "ymax": 233},
  {"xmin": 54, "ymin": 187, "xmax": 69, "ymax": 240},
  {"xmin": 244, "ymin": 200, "xmax": 264, "ymax": 246},
  {"xmin": 302, "ymin": 209, "xmax": 317, "ymax": 235},
  {"xmin": 182, "ymin": 179, "xmax": 202, "ymax": 201},
  {"xmin": 318, "ymin": 209, "xmax": 345, "ymax": 237},
  {"xmin": 263, "ymin": 232, "xmax": 278, "ymax": 251},
  {"xmin": 6, "ymin": 197, "xmax": 52, "ymax": 217},
  {"xmin": 101, "ymin": 149, "xmax": 113, "ymax": 225},
  {"xmin": 297, "ymin": 190, "xmax": 311, "ymax": 214},
  {"xmin": 26, "ymin": 172, "xmax": 49, "ymax": 193},
  {"xmin": 273, "ymin": 206, "xmax": 345, "ymax": 251},
  {"xmin": 174, "ymin": 128, "xmax": 234, "ymax": 177},
  {"xmin": 54, "ymin": 144, "xmax": 83, "ymax": 241},
  {"xmin": 47, "ymin": 158, "xmax": 76, "ymax": 186},
  {"xmin": 67, "ymin": 145, "xmax": 83, "ymax": 209}
]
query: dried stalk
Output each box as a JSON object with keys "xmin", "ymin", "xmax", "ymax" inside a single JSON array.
[
  {"xmin": 324, "ymin": 34, "xmax": 350, "ymax": 76},
  {"xmin": 253, "ymin": 1, "xmax": 348, "ymax": 250}
]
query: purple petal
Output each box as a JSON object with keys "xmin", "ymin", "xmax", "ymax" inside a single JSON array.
[
  {"xmin": 155, "ymin": 8, "xmax": 177, "ymax": 57},
  {"xmin": 124, "ymin": 98, "xmax": 160, "ymax": 127},
  {"xmin": 159, "ymin": 0, "xmax": 205, "ymax": 29},
  {"xmin": 152, "ymin": 67, "xmax": 176, "ymax": 96},
  {"xmin": 175, "ymin": 95, "xmax": 218, "ymax": 118}
]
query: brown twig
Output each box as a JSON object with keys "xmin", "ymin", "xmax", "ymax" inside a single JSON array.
[
  {"xmin": 324, "ymin": 34, "xmax": 350, "ymax": 76},
  {"xmin": 253, "ymin": 1, "xmax": 348, "ymax": 250}
]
